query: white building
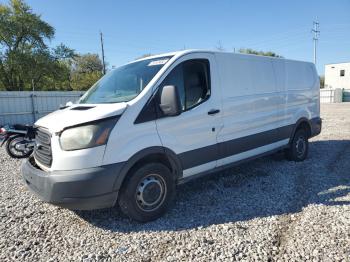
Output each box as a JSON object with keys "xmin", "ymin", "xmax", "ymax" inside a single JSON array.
[{"xmin": 325, "ymin": 62, "xmax": 350, "ymax": 89}]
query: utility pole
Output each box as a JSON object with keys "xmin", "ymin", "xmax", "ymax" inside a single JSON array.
[
  {"xmin": 100, "ymin": 31, "xmax": 106, "ymax": 75},
  {"xmin": 312, "ymin": 21, "xmax": 320, "ymax": 65}
]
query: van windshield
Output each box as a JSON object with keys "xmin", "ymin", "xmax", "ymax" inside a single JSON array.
[{"xmin": 79, "ymin": 56, "xmax": 172, "ymax": 104}]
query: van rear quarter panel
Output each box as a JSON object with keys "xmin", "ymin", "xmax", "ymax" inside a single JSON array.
[
  {"xmin": 215, "ymin": 53, "xmax": 319, "ymax": 167},
  {"xmin": 284, "ymin": 60, "xmax": 319, "ymax": 125},
  {"xmin": 215, "ymin": 53, "xmax": 286, "ymax": 143}
]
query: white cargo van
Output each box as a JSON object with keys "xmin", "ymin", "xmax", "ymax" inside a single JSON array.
[{"xmin": 22, "ymin": 50, "xmax": 321, "ymax": 221}]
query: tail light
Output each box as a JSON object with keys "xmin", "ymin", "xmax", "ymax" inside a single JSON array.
[{"xmin": 0, "ymin": 127, "xmax": 6, "ymax": 134}]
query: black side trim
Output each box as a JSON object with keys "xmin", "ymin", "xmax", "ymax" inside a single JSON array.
[
  {"xmin": 179, "ymin": 144, "xmax": 218, "ymax": 170},
  {"xmin": 178, "ymin": 124, "xmax": 294, "ymax": 170},
  {"xmin": 178, "ymin": 144, "xmax": 289, "ymax": 185},
  {"xmin": 219, "ymin": 124, "xmax": 294, "ymax": 160}
]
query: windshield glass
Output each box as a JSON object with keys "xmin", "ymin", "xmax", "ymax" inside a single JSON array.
[{"xmin": 79, "ymin": 56, "xmax": 172, "ymax": 104}]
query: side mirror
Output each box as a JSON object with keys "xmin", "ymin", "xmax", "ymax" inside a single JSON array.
[
  {"xmin": 159, "ymin": 85, "xmax": 182, "ymax": 116},
  {"xmin": 66, "ymin": 101, "xmax": 73, "ymax": 107}
]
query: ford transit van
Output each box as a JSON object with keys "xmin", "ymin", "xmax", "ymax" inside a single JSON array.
[{"xmin": 22, "ymin": 50, "xmax": 321, "ymax": 221}]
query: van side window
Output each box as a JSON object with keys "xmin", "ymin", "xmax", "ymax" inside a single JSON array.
[
  {"xmin": 183, "ymin": 60, "xmax": 211, "ymax": 110},
  {"xmin": 161, "ymin": 59, "xmax": 210, "ymax": 111}
]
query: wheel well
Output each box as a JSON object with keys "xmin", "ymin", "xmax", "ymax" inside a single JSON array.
[
  {"xmin": 117, "ymin": 153, "xmax": 174, "ymax": 193},
  {"xmin": 296, "ymin": 121, "xmax": 311, "ymax": 138},
  {"xmin": 113, "ymin": 146, "xmax": 184, "ymax": 195},
  {"xmin": 131, "ymin": 153, "xmax": 173, "ymax": 173}
]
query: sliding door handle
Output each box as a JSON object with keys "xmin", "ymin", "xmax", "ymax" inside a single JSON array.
[{"xmin": 208, "ymin": 109, "xmax": 220, "ymax": 115}]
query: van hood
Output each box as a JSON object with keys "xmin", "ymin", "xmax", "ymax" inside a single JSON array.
[{"xmin": 35, "ymin": 103, "xmax": 127, "ymax": 133}]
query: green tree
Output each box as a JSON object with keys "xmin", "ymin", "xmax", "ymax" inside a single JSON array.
[
  {"xmin": 0, "ymin": 0, "xmax": 53, "ymax": 90},
  {"xmin": 238, "ymin": 48, "xmax": 283, "ymax": 58},
  {"xmin": 70, "ymin": 53, "xmax": 103, "ymax": 90},
  {"xmin": 0, "ymin": 0, "xmax": 75, "ymax": 91},
  {"xmin": 20, "ymin": 44, "xmax": 74, "ymax": 90},
  {"xmin": 74, "ymin": 53, "xmax": 103, "ymax": 73}
]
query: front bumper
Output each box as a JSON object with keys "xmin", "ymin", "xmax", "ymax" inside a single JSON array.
[{"xmin": 21, "ymin": 157, "xmax": 124, "ymax": 210}]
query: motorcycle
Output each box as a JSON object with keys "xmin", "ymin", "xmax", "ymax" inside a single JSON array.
[{"xmin": 0, "ymin": 124, "xmax": 36, "ymax": 158}]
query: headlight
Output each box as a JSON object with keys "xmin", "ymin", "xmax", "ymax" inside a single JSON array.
[{"xmin": 60, "ymin": 117, "xmax": 118, "ymax": 151}]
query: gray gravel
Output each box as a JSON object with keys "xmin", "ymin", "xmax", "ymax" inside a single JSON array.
[{"xmin": 1, "ymin": 103, "xmax": 350, "ymax": 261}]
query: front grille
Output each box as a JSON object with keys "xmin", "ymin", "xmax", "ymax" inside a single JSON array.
[{"xmin": 34, "ymin": 128, "xmax": 52, "ymax": 167}]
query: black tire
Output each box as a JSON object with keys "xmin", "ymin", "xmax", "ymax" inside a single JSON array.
[
  {"xmin": 285, "ymin": 128, "xmax": 309, "ymax": 162},
  {"xmin": 5, "ymin": 135, "xmax": 33, "ymax": 159},
  {"xmin": 118, "ymin": 163, "xmax": 175, "ymax": 222}
]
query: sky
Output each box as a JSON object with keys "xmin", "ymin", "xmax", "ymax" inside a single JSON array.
[{"xmin": 11, "ymin": 0, "xmax": 350, "ymax": 74}]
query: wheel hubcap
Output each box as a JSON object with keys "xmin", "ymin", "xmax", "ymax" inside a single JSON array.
[
  {"xmin": 10, "ymin": 137, "xmax": 27, "ymax": 156},
  {"xmin": 135, "ymin": 174, "xmax": 167, "ymax": 212},
  {"xmin": 295, "ymin": 136, "xmax": 306, "ymax": 157}
]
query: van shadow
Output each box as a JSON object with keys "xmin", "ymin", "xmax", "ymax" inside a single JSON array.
[{"xmin": 75, "ymin": 139, "xmax": 350, "ymax": 233}]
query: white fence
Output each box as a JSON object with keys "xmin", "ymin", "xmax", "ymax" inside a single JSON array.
[
  {"xmin": 320, "ymin": 88, "xmax": 335, "ymax": 103},
  {"xmin": 0, "ymin": 91, "xmax": 84, "ymax": 126},
  {"xmin": 320, "ymin": 88, "xmax": 350, "ymax": 103}
]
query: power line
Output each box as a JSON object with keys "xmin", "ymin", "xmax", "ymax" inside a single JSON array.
[{"xmin": 312, "ymin": 21, "xmax": 320, "ymax": 65}]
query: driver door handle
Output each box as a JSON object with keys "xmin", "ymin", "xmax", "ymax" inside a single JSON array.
[{"xmin": 208, "ymin": 109, "xmax": 220, "ymax": 115}]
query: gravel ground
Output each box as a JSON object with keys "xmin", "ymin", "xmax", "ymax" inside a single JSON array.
[{"xmin": 1, "ymin": 103, "xmax": 350, "ymax": 261}]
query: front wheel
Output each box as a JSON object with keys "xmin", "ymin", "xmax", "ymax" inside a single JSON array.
[
  {"xmin": 5, "ymin": 135, "xmax": 33, "ymax": 158},
  {"xmin": 285, "ymin": 128, "xmax": 309, "ymax": 162},
  {"xmin": 118, "ymin": 163, "xmax": 175, "ymax": 222}
]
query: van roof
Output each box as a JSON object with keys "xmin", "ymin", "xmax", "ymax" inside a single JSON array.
[
  {"xmin": 132, "ymin": 49, "xmax": 207, "ymax": 62},
  {"xmin": 133, "ymin": 49, "xmax": 313, "ymax": 65}
]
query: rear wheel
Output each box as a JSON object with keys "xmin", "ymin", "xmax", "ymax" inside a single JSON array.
[
  {"xmin": 118, "ymin": 163, "xmax": 175, "ymax": 222},
  {"xmin": 285, "ymin": 128, "xmax": 309, "ymax": 162}
]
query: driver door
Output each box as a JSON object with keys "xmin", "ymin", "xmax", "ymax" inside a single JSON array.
[{"xmin": 155, "ymin": 53, "xmax": 223, "ymax": 178}]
